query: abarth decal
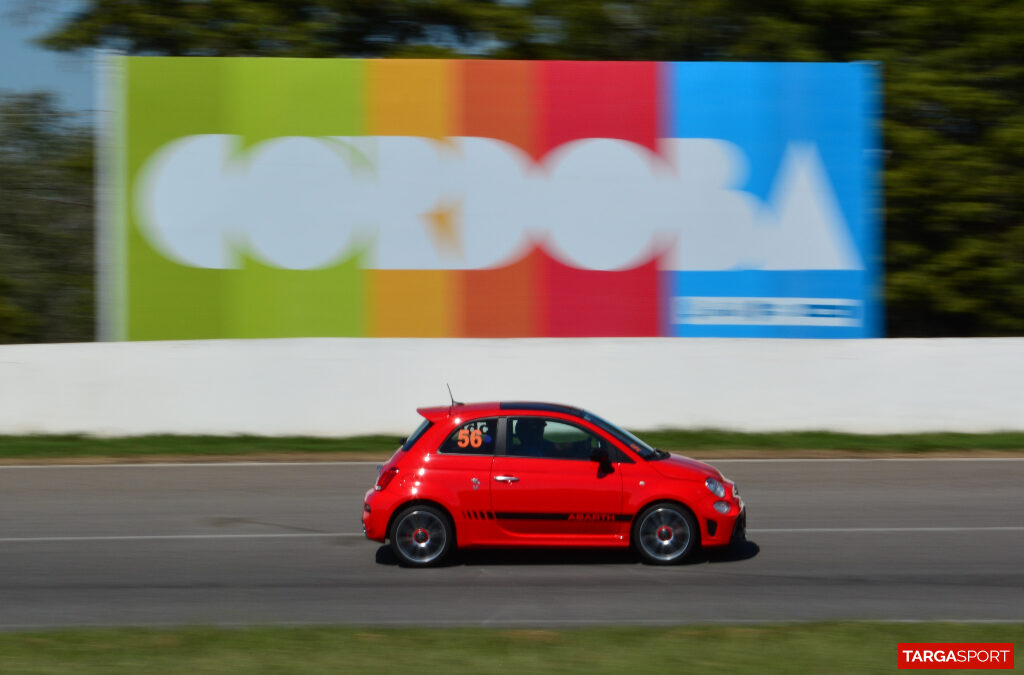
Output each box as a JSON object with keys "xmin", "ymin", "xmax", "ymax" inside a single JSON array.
[{"xmin": 494, "ymin": 512, "xmax": 631, "ymax": 522}]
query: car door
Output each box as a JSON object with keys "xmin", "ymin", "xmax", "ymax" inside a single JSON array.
[
  {"xmin": 427, "ymin": 416, "xmax": 501, "ymax": 542},
  {"xmin": 490, "ymin": 416, "xmax": 624, "ymax": 538}
]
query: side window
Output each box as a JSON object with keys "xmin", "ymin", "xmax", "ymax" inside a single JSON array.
[
  {"xmin": 438, "ymin": 418, "xmax": 498, "ymax": 455},
  {"xmin": 507, "ymin": 418, "xmax": 604, "ymax": 461}
]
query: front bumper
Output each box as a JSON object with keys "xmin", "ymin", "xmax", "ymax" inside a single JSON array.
[
  {"xmin": 698, "ymin": 495, "xmax": 745, "ymax": 548},
  {"xmin": 730, "ymin": 510, "xmax": 747, "ymax": 544}
]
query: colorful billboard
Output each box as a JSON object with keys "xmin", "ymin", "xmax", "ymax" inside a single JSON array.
[{"xmin": 102, "ymin": 57, "xmax": 880, "ymax": 339}]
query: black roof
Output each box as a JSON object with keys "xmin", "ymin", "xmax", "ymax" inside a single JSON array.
[{"xmin": 498, "ymin": 401, "xmax": 585, "ymax": 416}]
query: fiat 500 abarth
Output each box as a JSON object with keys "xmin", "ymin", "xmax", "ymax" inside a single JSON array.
[{"xmin": 362, "ymin": 402, "xmax": 745, "ymax": 567}]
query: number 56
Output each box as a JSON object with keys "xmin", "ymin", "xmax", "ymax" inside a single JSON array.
[{"xmin": 457, "ymin": 428, "xmax": 483, "ymax": 449}]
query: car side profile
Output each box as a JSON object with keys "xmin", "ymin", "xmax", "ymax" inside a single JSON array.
[{"xmin": 362, "ymin": 401, "xmax": 745, "ymax": 567}]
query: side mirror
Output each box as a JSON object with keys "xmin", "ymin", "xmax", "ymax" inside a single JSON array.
[{"xmin": 590, "ymin": 446, "xmax": 613, "ymax": 473}]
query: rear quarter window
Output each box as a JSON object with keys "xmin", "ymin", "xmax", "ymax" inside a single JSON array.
[
  {"xmin": 438, "ymin": 418, "xmax": 498, "ymax": 455},
  {"xmin": 401, "ymin": 419, "xmax": 433, "ymax": 451}
]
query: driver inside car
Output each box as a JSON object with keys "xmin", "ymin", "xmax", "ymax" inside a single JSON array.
[{"xmin": 514, "ymin": 418, "xmax": 554, "ymax": 457}]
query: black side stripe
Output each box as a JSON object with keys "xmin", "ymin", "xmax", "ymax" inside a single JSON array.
[
  {"xmin": 463, "ymin": 511, "xmax": 498, "ymax": 520},
  {"xmin": 494, "ymin": 512, "xmax": 631, "ymax": 522}
]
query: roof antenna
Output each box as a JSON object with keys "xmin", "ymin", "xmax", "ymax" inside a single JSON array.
[{"xmin": 446, "ymin": 383, "xmax": 463, "ymax": 414}]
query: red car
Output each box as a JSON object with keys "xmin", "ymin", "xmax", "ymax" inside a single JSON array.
[{"xmin": 362, "ymin": 401, "xmax": 745, "ymax": 567}]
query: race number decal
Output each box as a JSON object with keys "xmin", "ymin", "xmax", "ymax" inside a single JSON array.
[{"xmin": 457, "ymin": 428, "xmax": 484, "ymax": 449}]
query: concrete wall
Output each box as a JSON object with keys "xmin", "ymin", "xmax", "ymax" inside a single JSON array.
[{"xmin": 0, "ymin": 338, "xmax": 1021, "ymax": 437}]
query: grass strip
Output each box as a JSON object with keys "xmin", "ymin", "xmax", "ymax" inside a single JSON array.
[
  {"xmin": 1, "ymin": 623, "xmax": 1021, "ymax": 674},
  {"xmin": 0, "ymin": 434, "xmax": 403, "ymax": 458},
  {"xmin": 2, "ymin": 430, "xmax": 1024, "ymax": 459},
  {"xmin": 639, "ymin": 429, "xmax": 1024, "ymax": 452}
]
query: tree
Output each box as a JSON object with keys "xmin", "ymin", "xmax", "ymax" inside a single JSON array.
[
  {"xmin": 29, "ymin": 0, "xmax": 1024, "ymax": 336},
  {"xmin": 0, "ymin": 275, "xmax": 36, "ymax": 342},
  {"xmin": 0, "ymin": 92, "xmax": 94, "ymax": 343},
  {"xmin": 36, "ymin": 0, "xmax": 533, "ymax": 58}
]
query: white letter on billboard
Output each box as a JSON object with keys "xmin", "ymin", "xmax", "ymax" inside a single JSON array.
[
  {"xmin": 136, "ymin": 134, "xmax": 241, "ymax": 269},
  {"xmin": 239, "ymin": 136, "xmax": 361, "ymax": 269}
]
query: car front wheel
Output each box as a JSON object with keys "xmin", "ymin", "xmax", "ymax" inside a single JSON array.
[
  {"xmin": 632, "ymin": 502, "xmax": 698, "ymax": 565},
  {"xmin": 389, "ymin": 505, "xmax": 454, "ymax": 567}
]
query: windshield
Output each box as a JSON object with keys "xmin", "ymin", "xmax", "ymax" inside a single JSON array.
[{"xmin": 581, "ymin": 411, "xmax": 661, "ymax": 460}]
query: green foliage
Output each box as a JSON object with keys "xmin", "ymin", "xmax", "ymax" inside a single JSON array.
[
  {"xmin": 0, "ymin": 92, "xmax": 94, "ymax": 343},
  {"xmin": 0, "ymin": 275, "xmax": 36, "ymax": 341},
  {"xmin": 37, "ymin": 0, "xmax": 533, "ymax": 58},
  {"xmin": 17, "ymin": 0, "xmax": 1024, "ymax": 336},
  {"xmin": 0, "ymin": 433, "xmax": 405, "ymax": 459},
  {"xmin": 1, "ymin": 430, "xmax": 1022, "ymax": 460},
  {"xmin": 0, "ymin": 623, "xmax": 1022, "ymax": 674}
]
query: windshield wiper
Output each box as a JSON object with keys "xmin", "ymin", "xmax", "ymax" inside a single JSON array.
[{"xmin": 649, "ymin": 448, "xmax": 670, "ymax": 460}]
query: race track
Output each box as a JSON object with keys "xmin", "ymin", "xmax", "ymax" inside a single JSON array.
[{"xmin": 1, "ymin": 458, "xmax": 1022, "ymax": 629}]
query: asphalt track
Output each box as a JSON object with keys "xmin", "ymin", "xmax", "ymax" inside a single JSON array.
[{"xmin": 1, "ymin": 458, "xmax": 1022, "ymax": 629}]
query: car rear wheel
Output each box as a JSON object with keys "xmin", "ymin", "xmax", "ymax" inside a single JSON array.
[
  {"xmin": 389, "ymin": 505, "xmax": 454, "ymax": 567},
  {"xmin": 632, "ymin": 502, "xmax": 698, "ymax": 565}
]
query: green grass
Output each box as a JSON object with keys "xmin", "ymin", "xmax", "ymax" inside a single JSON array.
[
  {"xmin": 639, "ymin": 429, "xmax": 1024, "ymax": 453},
  {"xmin": 0, "ymin": 623, "xmax": 1019, "ymax": 674},
  {"xmin": 2, "ymin": 429, "xmax": 1024, "ymax": 460},
  {"xmin": 0, "ymin": 434, "xmax": 404, "ymax": 459}
]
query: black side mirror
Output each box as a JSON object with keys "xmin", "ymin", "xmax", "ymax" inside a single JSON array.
[{"xmin": 591, "ymin": 446, "xmax": 613, "ymax": 473}]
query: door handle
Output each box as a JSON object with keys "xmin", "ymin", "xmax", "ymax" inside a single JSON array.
[{"xmin": 494, "ymin": 475, "xmax": 519, "ymax": 483}]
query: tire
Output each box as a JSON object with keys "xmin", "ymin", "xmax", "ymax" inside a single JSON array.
[
  {"xmin": 632, "ymin": 502, "xmax": 699, "ymax": 565},
  {"xmin": 389, "ymin": 505, "xmax": 454, "ymax": 567}
]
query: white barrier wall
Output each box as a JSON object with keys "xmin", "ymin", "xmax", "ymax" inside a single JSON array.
[{"xmin": 0, "ymin": 338, "xmax": 1022, "ymax": 437}]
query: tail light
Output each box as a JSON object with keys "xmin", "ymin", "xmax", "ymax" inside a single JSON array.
[{"xmin": 375, "ymin": 466, "xmax": 399, "ymax": 491}]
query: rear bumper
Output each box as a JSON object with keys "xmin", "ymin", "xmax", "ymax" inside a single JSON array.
[{"xmin": 362, "ymin": 488, "xmax": 389, "ymax": 542}]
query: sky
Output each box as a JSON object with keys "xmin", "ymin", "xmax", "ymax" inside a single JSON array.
[{"xmin": 0, "ymin": 0, "xmax": 93, "ymax": 113}]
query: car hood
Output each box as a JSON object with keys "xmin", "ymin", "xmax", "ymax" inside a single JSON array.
[{"xmin": 650, "ymin": 453, "xmax": 722, "ymax": 481}]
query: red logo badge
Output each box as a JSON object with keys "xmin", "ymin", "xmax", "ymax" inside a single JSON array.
[{"xmin": 898, "ymin": 643, "xmax": 1014, "ymax": 669}]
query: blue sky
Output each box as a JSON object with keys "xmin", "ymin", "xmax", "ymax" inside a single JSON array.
[{"xmin": 0, "ymin": 0, "xmax": 93, "ymax": 112}]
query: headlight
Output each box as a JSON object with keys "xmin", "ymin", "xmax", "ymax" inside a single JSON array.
[{"xmin": 705, "ymin": 477, "xmax": 726, "ymax": 498}]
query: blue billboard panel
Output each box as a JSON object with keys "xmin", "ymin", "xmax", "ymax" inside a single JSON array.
[{"xmin": 664, "ymin": 62, "xmax": 880, "ymax": 337}]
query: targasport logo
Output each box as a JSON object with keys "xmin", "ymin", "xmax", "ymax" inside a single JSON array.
[{"xmin": 898, "ymin": 643, "xmax": 1014, "ymax": 670}]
